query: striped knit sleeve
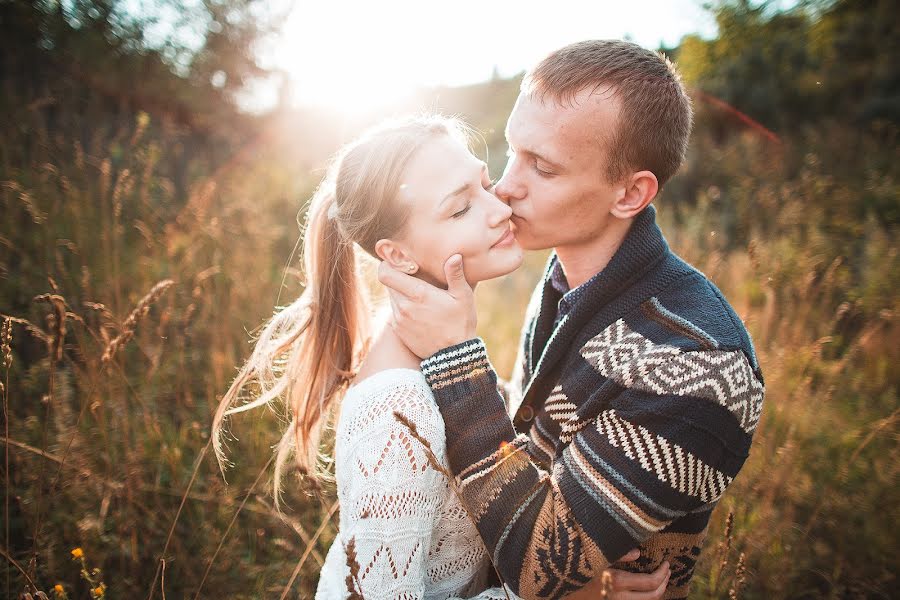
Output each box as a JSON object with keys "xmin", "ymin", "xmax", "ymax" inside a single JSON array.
[{"xmin": 421, "ymin": 337, "xmax": 761, "ymax": 600}]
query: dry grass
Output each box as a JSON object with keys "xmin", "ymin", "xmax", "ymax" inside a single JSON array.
[
  {"xmin": 343, "ymin": 537, "xmax": 363, "ymax": 600},
  {"xmin": 1, "ymin": 74, "xmax": 896, "ymax": 600},
  {"xmin": 100, "ymin": 280, "xmax": 174, "ymax": 365}
]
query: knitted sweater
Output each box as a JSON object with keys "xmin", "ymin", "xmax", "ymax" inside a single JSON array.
[
  {"xmin": 420, "ymin": 205, "xmax": 765, "ymax": 600},
  {"xmin": 315, "ymin": 369, "xmax": 517, "ymax": 600}
]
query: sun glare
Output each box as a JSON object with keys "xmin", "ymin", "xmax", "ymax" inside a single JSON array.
[
  {"xmin": 270, "ymin": 0, "xmax": 717, "ymax": 115},
  {"xmin": 273, "ymin": 1, "xmax": 472, "ymax": 114}
]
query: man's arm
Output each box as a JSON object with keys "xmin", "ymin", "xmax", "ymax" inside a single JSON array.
[
  {"xmin": 377, "ymin": 258, "xmax": 748, "ymax": 599},
  {"xmin": 420, "ymin": 338, "xmax": 753, "ymax": 599}
]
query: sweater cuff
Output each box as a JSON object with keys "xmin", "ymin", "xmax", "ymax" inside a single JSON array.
[
  {"xmin": 421, "ymin": 338, "xmax": 517, "ymax": 473},
  {"xmin": 421, "ymin": 338, "xmax": 490, "ymax": 389}
]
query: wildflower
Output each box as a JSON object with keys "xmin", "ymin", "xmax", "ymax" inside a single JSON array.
[
  {"xmin": 71, "ymin": 547, "xmax": 84, "ymax": 559},
  {"xmin": 93, "ymin": 584, "xmax": 105, "ymax": 597}
]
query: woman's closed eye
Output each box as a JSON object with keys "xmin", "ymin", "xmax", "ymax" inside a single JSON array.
[
  {"xmin": 451, "ymin": 203, "xmax": 471, "ymax": 219},
  {"xmin": 451, "ymin": 175, "xmax": 493, "ymax": 218}
]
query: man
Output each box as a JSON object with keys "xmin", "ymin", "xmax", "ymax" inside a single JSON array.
[{"xmin": 379, "ymin": 40, "xmax": 764, "ymax": 600}]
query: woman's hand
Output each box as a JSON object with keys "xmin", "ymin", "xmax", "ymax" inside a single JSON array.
[{"xmin": 564, "ymin": 550, "xmax": 670, "ymax": 600}]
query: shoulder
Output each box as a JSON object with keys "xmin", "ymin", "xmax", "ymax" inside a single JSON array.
[
  {"xmin": 341, "ymin": 369, "xmax": 446, "ymax": 452},
  {"xmin": 633, "ymin": 260, "xmax": 761, "ymax": 372},
  {"xmin": 336, "ymin": 369, "xmax": 449, "ymax": 498},
  {"xmin": 579, "ymin": 268, "xmax": 765, "ymax": 436}
]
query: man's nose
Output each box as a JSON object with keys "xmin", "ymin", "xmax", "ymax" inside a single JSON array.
[{"xmin": 494, "ymin": 165, "xmax": 525, "ymax": 204}]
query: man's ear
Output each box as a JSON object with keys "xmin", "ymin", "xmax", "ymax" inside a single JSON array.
[
  {"xmin": 375, "ymin": 238, "xmax": 418, "ymax": 274},
  {"xmin": 611, "ymin": 170, "xmax": 659, "ymax": 219}
]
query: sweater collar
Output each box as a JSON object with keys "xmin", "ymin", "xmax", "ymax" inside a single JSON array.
[
  {"xmin": 547, "ymin": 203, "xmax": 670, "ymax": 307},
  {"xmin": 519, "ymin": 204, "xmax": 671, "ymax": 417}
]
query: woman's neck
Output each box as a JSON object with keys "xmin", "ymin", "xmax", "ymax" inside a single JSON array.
[{"xmin": 354, "ymin": 315, "xmax": 422, "ymax": 382}]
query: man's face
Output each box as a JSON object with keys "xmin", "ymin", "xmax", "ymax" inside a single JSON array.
[{"xmin": 494, "ymin": 88, "xmax": 624, "ymax": 251}]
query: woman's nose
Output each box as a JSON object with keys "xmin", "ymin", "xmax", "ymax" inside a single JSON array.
[{"xmin": 486, "ymin": 192, "xmax": 513, "ymax": 226}]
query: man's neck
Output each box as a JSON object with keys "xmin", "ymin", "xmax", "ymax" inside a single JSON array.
[{"xmin": 554, "ymin": 216, "xmax": 634, "ymax": 289}]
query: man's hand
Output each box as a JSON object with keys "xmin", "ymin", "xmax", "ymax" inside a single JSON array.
[
  {"xmin": 377, "ymin": 254, "xmax": 477, "ymax": 359},
  {"xmin": 564, "ymin": 550, "xmax": 670, "ymax": 600}
]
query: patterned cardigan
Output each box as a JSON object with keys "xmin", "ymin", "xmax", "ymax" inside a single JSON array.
[{"xmin": 420, "ymin": 205, "xmax": 765, "ymax": 600}]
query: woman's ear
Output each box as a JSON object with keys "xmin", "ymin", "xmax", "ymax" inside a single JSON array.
[
  {"xmin": 374, "ymin": 239, "xmax": 419, "ymax": 274},
  {"xmin": 611, "ymin": 170, "xmax": 659, "ymax": 220}
]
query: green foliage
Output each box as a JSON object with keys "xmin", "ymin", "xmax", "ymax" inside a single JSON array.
[{"xmin": 676, "ymin": 0, "xmax": 900, "ymax": 132}]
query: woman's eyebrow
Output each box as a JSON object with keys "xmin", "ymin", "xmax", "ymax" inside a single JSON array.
[
  {"xmin": 440, "ymin": 163, "xmax": 489, "ymax": 206},
  {"xmin": 440, "ymin": 182, "xmax": 471, "ymax": 206}
]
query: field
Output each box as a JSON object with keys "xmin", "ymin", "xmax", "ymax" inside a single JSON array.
[{"xmin": 2, "ymin": 1, "xmax": 898, "ymax": 598}]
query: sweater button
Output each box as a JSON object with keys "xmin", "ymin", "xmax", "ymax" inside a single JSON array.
[{"xmin": 518, "ymin": 405, "xmax": 534, "ymax": 422}]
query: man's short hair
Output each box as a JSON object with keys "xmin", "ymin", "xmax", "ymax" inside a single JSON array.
[{"xmin": 522, "ymin": 39, "xmax": 693, "ymax": 188}]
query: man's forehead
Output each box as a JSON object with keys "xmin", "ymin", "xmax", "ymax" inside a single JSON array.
[
  {"xmin": 505, "ymin": 94, "xmax": 559, "ymax": 143},
  {"xmin": 507, "ymin": 91, "xmax": 617, "ymax": 156}
]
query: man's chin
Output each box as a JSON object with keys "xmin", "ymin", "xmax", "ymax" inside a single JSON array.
[{"xmin": 513, "ymin": 234, "xmax": 550, "ymax": 252}]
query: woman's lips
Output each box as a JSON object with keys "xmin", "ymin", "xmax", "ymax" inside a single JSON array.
[{"xmin": 491, "ymin": 228, "xmax": 515, "ymax": 248}]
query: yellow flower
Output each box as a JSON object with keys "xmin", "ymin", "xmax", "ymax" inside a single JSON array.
[
  {"xmin": 71, "ymin": 547, "xmax": 83, "ymax": 559},
  {"xmin": 54, "ymin": 584, "xmax": 64, "ymax": 593},
  {"xmin": 93, "ymin": 586, "xmax": 105, "ymax": 597}
]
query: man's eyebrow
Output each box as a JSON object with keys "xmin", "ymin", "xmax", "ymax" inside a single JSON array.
[
  {"xmin": 510, "ymin": 144, "xmax": 564, "ymax": 171},
  {"xmin": 440, "ymin": 163, "xmax": 488, "ymax": 206},
  {"xmin": 504, "ymin": 130, "xmax": 563, "ymax": 170},
  {"xmin": 531, "ymin": 150, "xmax": 564, "ymax": 170}
]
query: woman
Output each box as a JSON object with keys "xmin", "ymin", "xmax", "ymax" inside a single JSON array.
[{"xmin": 212, "ymin": 115, "xmax": 663, "ymax": 599}]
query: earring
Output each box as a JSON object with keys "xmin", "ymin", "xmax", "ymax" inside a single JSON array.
[{"xmin": 406, "ymin": 264, "xmax": 416, "ymax": 273}]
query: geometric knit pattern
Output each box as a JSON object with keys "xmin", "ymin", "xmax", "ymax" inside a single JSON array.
[
  {"xmin": 581, "ymin": 319, "xmax": 764, "ymax": 433},
  {"xmin": 544, "ymin": 384, "xmax": 584, "ymax": 444},
  {"xmin": 421, "ymin": 205, "xmax": 765, "ymax": 600},
  {"xmin": 315, "ymin": 368, "xmax": 516, "ymax": 600},
  {"xmin": 595, "ymin": 410, "xmax": 733, "ymax": 503}
]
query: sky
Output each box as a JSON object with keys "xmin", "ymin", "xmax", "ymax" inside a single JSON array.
[{"xmin": 265, "ymin": 0, "xmax": 718, "ymax": 113}]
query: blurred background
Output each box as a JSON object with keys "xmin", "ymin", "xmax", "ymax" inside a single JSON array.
[{"xmin": 1, "ymin": 0, "xmax": 897, "ymax": 597}]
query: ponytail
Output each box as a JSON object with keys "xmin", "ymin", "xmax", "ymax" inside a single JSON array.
[
  {"xmin": 212, "ymin": 114, "xmax": 465, "ymax": 508},
  {"xmin": 212, "ymin": 183, "xmax": 370, "ymax": 506}
]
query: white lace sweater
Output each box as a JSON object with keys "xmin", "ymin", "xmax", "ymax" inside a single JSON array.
[{"xmin": 315, "ymin": 368, "xmax": 515, "ymax": 600}]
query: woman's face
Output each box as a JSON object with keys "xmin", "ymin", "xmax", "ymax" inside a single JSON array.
[{"xmin": 385, "ymin": 133, "xmax": 524, "ymax": 287}]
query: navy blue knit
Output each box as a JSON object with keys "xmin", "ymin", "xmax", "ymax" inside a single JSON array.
[{"xmin": 419, "ymin": 204, "xmax": 764, "ymax": 600}]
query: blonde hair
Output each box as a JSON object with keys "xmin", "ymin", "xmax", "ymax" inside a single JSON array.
[{"xmin": 212, "ymin": 115, "xmax": 469, "ymax": 507}]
